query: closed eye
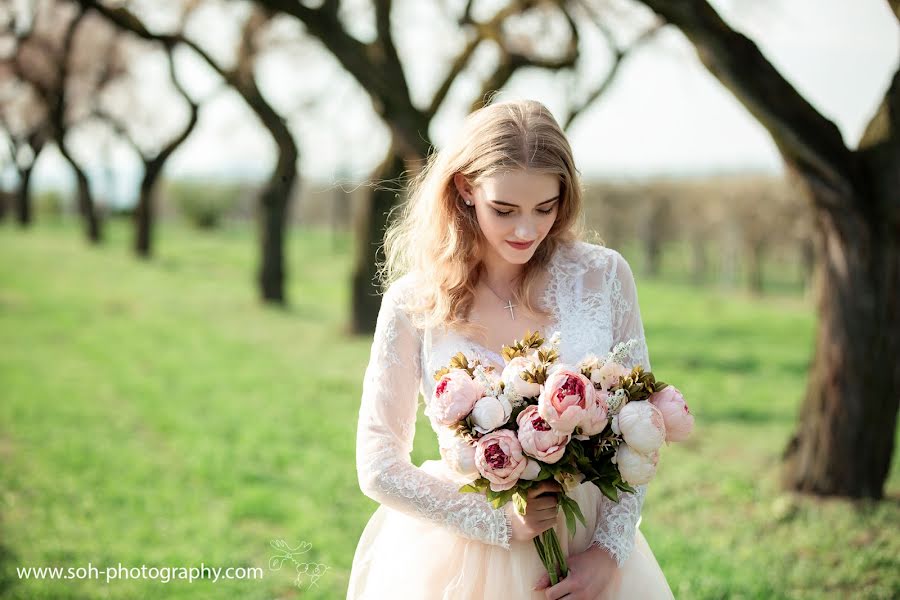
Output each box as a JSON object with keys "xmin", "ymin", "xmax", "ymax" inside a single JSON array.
[{"xmin": 492, "ymin": 207, "xmax": 556, "ymax": 217}]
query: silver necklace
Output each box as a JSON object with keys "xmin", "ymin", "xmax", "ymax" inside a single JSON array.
[{"xmin": 481, "ymin": 280, "xmax": 517, "ymax": 320}]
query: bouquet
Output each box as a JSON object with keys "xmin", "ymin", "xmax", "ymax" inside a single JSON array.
[{"xmin": 426, "ymin": 330, "xmax": 694, "ymax": 585}]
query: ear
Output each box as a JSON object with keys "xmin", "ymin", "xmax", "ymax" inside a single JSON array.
[{"xmin": 453, "ymin": 173, "xmax": 472, "ymax": 202}]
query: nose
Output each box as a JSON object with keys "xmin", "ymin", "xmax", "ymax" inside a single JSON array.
[{"xmin": 515, "ymin": 221, "xmax": 537, "ymax": 240}]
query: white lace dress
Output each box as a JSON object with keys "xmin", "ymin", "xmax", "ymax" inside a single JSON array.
[{"xmin": 347, "ymin": 240, "xmax": 674, "ymax": 599}]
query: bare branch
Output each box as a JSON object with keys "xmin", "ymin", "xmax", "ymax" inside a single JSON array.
[
  {"xmin": 636, "ymin": 0, "xmax": 857, "ymax": 211},
  {"xmin": 466, "ymin": 1, "xmax": 580, "ymax": 114},
  {"xmin": 563, "ymin": 2, "xmax": 663, "ymax": 131}
]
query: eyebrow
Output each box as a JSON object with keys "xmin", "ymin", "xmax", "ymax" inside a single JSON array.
[{"xmin": 489, "ymin": 195, "xmax": 560, "ymax": 208}]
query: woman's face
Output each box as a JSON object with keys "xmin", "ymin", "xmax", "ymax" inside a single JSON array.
[{"xmin": 453, "ymin": 170, "xmax": 561, "ymax": 266}]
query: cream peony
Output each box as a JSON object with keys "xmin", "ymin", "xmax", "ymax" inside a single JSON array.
[
  {"xmin": 596, "ymin": 361, "xmax": 631, "ymax": 392},
  {"xmin": 471, "ymin": 395, "xmax": 513, "ymax": 434},
  {"xmin": 474, "ymin": 429, "xmax": 528, "ymax": 492},
  {"xmin": 614, "ymin": 443, "xmax": 659, "ymax": 486},
  {"xmin": 437, "ymin": 428, "xmax": 479, "ymax": 481},
  {"xmin": 538, "ymin": 366, "xmax": 595, "ymax": 434},
  {"xmin": 616, "ymin": 400, "xmax": 666, "ymax": 454},
  {"xmin": 649, "ymin": 385, "xmax": 694, "ymax": 443},
  {"xmin": 516, "ymin": 405, "xmax": 571, "ymax": 464},
  {"xmin": 425, "ymin": 369, "xmax": 482, "ymax": 426},
  {"xmin": 500, "ymin": 355, "xmax": 542, "ymax": 399}
]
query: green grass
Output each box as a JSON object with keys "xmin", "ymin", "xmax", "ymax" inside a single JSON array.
[{"xmin": 1, "ymin": 219, "xmax": 897, "ymax": 599}]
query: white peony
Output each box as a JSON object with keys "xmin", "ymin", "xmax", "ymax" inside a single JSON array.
[
  {"xmin": 471, "ymin": 395, "xmax": 513, "ymax": 434},
  {"xmin": 616, "ymin": 400, "xmax": 666, "ymax": 454},
  {"xmin": 614, "ymin": 443, "xmax": 659, "ymax": 486}
]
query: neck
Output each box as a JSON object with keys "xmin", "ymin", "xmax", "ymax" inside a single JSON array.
[{"xmin": 479, "ymin": 247, "xmax": 524, "ymax": 296}]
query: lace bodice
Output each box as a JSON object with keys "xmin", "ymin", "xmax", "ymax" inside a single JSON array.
[{"xmin": 355, "ymin": 240, "xmax": 651, "ymax": 565}]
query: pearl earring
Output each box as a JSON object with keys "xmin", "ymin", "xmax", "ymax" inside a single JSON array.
[{"xmin": 465, "ymin": 200, "xmax": 473, "ymax": 206}]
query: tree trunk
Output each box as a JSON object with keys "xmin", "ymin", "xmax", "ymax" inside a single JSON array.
[
  {"xmin": 15, "ymin": 167, "xmax": 34, "ymax": 227},
  {"xmin": 59, "ymin": 141, "xmax": 102, "ymax": 243},
  {"xmin": 257, "ymin": 135, "xmax": 298, "ymax": 305},
  {"xmin": 799, "ymin": 236, "xmax": 815, "ymax": 293},
  {"xmin": 350, "ymin": 151, "xmax": 406, "ymax": 334},
  {"xmin": 134, "ymin": 164, "xmax": 157, "ymax": 258},
  {"xmin": 781, "ymin": 207, "xmax": 899, "ymax": 498}
]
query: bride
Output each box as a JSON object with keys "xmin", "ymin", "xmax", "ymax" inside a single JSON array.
[{"xmin": 347, "ymin": 99, "xmax": 674, "ymax": 599}]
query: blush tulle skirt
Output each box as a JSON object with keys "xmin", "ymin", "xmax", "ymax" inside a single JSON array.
[{"xmin": 347, "ymin": 459, "xmax": 674, "ymax": 599}]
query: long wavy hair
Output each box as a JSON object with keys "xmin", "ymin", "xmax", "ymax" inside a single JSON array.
[{"xmin": 378, "ymin": 98, "xmax": 590, "ymax": 341}]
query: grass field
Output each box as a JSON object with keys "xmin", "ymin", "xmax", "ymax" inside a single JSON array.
[{"xmin": 1, "ymin": 219, "xmax": 897, "ymax": 599}]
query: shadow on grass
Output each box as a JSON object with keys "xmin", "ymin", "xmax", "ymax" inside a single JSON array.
[{"xmin": 0, "ymin": 536, "xmax": 19, "ymax": 599}]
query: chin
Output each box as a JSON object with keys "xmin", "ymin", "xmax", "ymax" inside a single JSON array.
[{"xmin": 498, "ymin": 245, "xmax": 536, "ymax": 263}]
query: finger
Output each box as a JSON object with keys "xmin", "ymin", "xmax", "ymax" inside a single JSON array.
[
  {"xmin": 544, "ymin": 567, "xmax": 578, "ymax": 600},
  {"xmin": 530, "ymin": 481, "xmax": 560, "ymax": 496},
  {"xmin": 533, "ymin": 572, "xmax": 550, "ymax": 591},
  {"xmin": 527, "ymin": 484, "xmax": 549, "ymax": 498},
  {"xmin": 530, "ymin": 498, "xmax": 557, "ymax": 511}
]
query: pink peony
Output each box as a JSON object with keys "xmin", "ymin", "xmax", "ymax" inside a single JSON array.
[
  {"xmin": 425, "ymin": 369, "xmax": 482, "ymax": 426},
  {"xmin": 520, "ymin": 458, "xmax": 541, "ymax": 480},
  {"xmin": 538, "ymin": 365, "xmax": 595, "ymax": 434},
  {"xmin": 577, "ymin": 388, "xmax": 611, "ymax": 436},
  {"xmin": 649, "ymin": 385, "xmax": 694, "ymax": 443},
  {"xmin": 616, "ymin": 401, "xmax": 666, "ymax": 454},
  {"xmin": 516, "ymin": 405, "xmax": 571, "ymax": 464},
  {"xmin": 474, "ymin": 429, "xmax": 528, "ymax": 492}
]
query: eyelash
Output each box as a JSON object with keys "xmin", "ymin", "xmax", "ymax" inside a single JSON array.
[{"xmin": 493, "ymin": 207, "xmax": 555, "ymax": 217}]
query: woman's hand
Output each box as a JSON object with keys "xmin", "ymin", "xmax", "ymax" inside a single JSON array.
[
  {"xmin": 508, "ymin": 480, "xmax": 563, "ymax": 542},
  {"xmin": 533, "ymin": 544, "xmax": 621, "ymax": 600}
]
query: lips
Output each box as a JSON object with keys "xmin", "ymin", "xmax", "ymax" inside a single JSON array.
[{"xmin": 506, "ymin": 240, "xmax": 535, "ymax": 250}]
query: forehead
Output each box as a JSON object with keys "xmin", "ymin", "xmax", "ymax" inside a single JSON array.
[{"xmin": 478, "ymin": 171, "xmax": 560, "ymax": 203}]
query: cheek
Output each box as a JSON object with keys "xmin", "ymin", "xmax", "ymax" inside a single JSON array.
[{"xmin": 476, "ymin": 211, "xmax": 509, "ymax": 236}]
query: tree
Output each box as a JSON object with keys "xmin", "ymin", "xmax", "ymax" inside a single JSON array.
[
  {"xmin": 632, "ymin": 0, "xmax": 899, "ymax": 498},
  {"xmin": 0, "ymin": 98, "xmax": 49, "ymax": 226},
  {"xmin": 6, "ymin": 1, "xmax": 113, "ymax": 241},
  {"xmin": 253, "ymin": 0, "xmax": 660, "ymax": 333},
  {"xmin": 93, "ymin": 34, "xmax": 201, "ymax": 258},
  {"xmin": 78, "ymin": 0, "xmax": 301, "ymax": 304}
]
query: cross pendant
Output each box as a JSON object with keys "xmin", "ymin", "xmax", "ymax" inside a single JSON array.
[{"xmin": 503, "ymin": 300, "xmax": 517, "ymax": 320}]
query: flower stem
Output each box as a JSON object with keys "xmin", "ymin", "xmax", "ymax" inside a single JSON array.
[
  {"xmin": 533, "ymin": 532, "xmax": 559, "ymax": 586},
  {"xmin": 549, "ymin": 529, "xmax": 569, "ymax": 578}
]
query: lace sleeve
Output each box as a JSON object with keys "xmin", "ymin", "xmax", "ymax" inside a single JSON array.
[
  {"xmin": 355, "ymin": 279, "xmax": 513, "ymax": 549},
  {"xmin": 589, "ymin": 250, "xmax": 650, "ymax": 567}
]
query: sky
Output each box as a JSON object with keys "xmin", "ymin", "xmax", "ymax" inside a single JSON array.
[{"xmin": 15, "ymin": 0, "xmax": 900, "ymax": 201}]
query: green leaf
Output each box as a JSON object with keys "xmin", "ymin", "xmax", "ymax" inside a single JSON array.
[
  {"xmin": 562, "ymin": 502, "xmax": 575, "ymax": 536},
  {"xmin": 598, "ymin": 480, "xmax": 620, "ymax": 502},
  {"xmin": 616, "ymin": 481, "xmax": 637, "ymax": 494},
  {"xmin": 568, "ymin": 496, "xmax": 586, "ymax": 528}
]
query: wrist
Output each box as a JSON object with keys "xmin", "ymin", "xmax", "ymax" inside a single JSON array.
[{"xmin": 586, "ymin": 542, "xmax": 617, "ymax": 567}]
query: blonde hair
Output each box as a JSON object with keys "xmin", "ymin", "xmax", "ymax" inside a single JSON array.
[{"xmin": 378, "ymin": 98, "xmax": 589, "ymax": 340}]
